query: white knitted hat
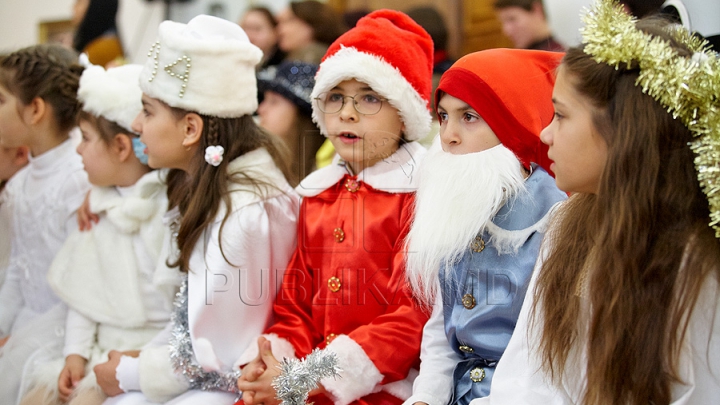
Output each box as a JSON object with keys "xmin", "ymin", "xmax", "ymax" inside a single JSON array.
[
  {"xmin": 77, "ymin": 64, "xmax": 143, "ymax": 131},
  {"xmin": 139, "ymin": 14, "xmax": 263, "ymax": 118}
]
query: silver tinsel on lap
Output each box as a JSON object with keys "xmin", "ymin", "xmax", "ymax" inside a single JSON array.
[
  {"xmin": 168, "ymin": 275, "xmax": 242, "ymax": 393},
  {"xmin": 272, "ymin": 348, "xmax": 341, "ymax": 405}
]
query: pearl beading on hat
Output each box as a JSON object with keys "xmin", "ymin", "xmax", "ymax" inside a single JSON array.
[
  {"xmin": 165, "ymin": 55, "xmax": 192, "ymax": 98},
  {"xmin": 146, "ymin": 41, "xmax": 193, "ymax": 98},
  {"xmin": 147, "ymin": 42, "xmax": 161, "ymax": 82}
]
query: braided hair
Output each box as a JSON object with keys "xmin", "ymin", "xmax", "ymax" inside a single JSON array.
[{"xmin": 0, "ymin": 44, "xmax": 84, "ymax": 132}]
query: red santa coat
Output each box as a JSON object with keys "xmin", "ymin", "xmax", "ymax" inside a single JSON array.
[{"xmin": 253, "ymin": 142, "xmax": 428, "ymax": 405}]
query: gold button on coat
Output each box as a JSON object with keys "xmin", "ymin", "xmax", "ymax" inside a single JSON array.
[
  {"xmin": 344, "ymin": 178, "xmax": 360, "ymax": 192},
  {"xmin": 470, "ymin": 236, "xmax": 485, "ymax": 253},
  {"xmin": 470, "ymin": 367, "xmax": 485, "ymax": 383},
  {"xmin": 462, "ymin": 293, "xmax": 476, "ymax": 309},
  {"xmin": 333, "ymin": 227, "xmax": 345, "ymax": 243},
  {"xmin": 459, "ymin": 345, "xmax": 474, "ymax": 353},
  {"xmin": 328, "ymin": 276, "xmax": 341, "ymax": 292},
  {"xmin": 326, "ymin": 333, "xmax": 337, "ymax": 345}
]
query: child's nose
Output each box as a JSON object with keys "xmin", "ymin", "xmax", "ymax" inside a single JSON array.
[
  {"xmin": 338, "ymin": 98, "xmax": 358, "ymax": 121},
  {"xmin": 131, "ymin": 113, "xmax": 142, "ymax": 134},
  {"xmin": 540, "ymin": 124, "xmax": 552, "ymax": 146},
  {"xmin": 440, "ymin": 123, "xmax": 460, "ymax": 146}
]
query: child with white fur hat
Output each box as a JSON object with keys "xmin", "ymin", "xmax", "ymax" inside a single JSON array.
[
  {"xmin": 237, "ymin": 9, "xmax": 433, "ymax": 405},
  {"xmin": 91, "ymin": 14, "xmax": 299, "ymax": 405},
  {"xmin": 18, "ymin": 63, "xmax": 174, "ymax": 405}
]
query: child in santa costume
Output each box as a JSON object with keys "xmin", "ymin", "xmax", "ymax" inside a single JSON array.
[
  {"xmin": 18, "ymin": 64, "xmax": 174, "ymax": 405},
  {"xmin": 236, "ymin": 10, "xmax": 433, "ymax": 405},
  {"xmin": 403, "ymin": 49, "xmax": 567, "ymax": 405},
  {"xmin": 89, "ymin": 15, "xmax": 299, "ymax": 405}
]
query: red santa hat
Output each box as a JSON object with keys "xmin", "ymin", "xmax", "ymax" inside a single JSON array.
[
  {"xmin": 311, "ymin": 9, "xmax": 434, "ymax": 142},
  {"xmin": 436, "ymin": 48, "xmax": 562, "ymax": 173}
]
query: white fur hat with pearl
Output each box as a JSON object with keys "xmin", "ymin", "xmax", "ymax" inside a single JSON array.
[{"xmin": 139, "ymin": 14, "xmax": 263, "ymax": 118}]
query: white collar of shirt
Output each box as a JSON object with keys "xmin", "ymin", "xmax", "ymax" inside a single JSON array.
[{"xmin": 296, "ymin": 141, "xmax": 426, "ymax": 197}]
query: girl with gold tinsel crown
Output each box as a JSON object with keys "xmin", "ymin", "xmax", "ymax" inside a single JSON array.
[{"xmin": 474, "ymin": 0, "xmax": 720, "ymax": 404}]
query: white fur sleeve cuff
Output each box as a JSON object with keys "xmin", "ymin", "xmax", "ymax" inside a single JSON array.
[
  {"xmin": 234, "ymin": 333, "xmax": 297, "ymax": 369},
  {"xmin": 138, "ymin": 344, "xmax": 190, "ymax": 402},
  {"xmin": 320, "ymin": 334, "xmax": 383, "ymax": 405}
]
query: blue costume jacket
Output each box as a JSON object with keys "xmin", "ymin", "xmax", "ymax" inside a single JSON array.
[{"xmin": 439, "ymin": 167, "xmax": 566, "ymax": 404}]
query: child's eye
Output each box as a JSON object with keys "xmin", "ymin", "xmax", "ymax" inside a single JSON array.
[
  {"xmin": 437, "ymin": 112, "xmax": 448, "ymax": 123},
  {"xmin": 463, "ymin": 113, "xmax": 479, "ymax": 122},
  {"xmin": 553, "ymin": 112, "xmax": 564, "ymax": 120},
  {"xmin": 361, "ymin": 93, "xmax": 381, "ymax": 104},
  {"xmin": 326, "ymin": 92, "xmax": 344, "ymax": 103}
]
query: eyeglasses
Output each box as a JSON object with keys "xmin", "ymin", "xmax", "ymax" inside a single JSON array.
[{"xmin": 314, "ymin": 92, "xmax": 387, "ymax": 115}]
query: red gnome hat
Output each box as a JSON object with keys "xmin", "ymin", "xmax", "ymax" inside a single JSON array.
[
  {"xmin": 311, "ymin": 9, "xmax": 434, "ymax": 142},
  {"xmin": 436, "ymin": 49, "xmax": 562, "ymax": 174}
]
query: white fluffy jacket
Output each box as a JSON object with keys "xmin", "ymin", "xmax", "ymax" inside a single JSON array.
[{"xmin": 47, "ymin": 170, "xmax": 173, "ymax": 328}]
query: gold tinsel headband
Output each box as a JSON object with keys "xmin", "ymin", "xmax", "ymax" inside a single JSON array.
[{"xmin": 581, "ymin": 0, "xmax": 720, "ymax": 237}]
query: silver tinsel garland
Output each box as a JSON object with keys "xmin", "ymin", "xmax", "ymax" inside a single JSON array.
[
  {"xmin": 168, "ymin": 275, "xmax": 242, "ymax": 393},
  {"xmin": 272, "ymin": 348, "xmax": 341, "ymax": 405}
]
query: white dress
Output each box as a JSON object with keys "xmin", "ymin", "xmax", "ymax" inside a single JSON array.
[
  {"xmin": 474, "ymin": 245, "xmax": 720, "ymax": 405},
  {"xmin": 0, "ymin": 138, "xmax": 90, "ymax": 405},
  {"xmin": 23, "ymin": 170, "xmax": 176, "ymax": 400},
  {"xmin": 103, "ymin": 148, "xmax": 299, "ymax": 405}
]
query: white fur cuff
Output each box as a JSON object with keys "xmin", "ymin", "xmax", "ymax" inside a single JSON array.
[
  {"xmin": 138, "ymin": 344, "xmax": 190, "ymax": 402},
  {"xmin": 321, "ymin": 335, "xmax": 383, "ymax": 405}
]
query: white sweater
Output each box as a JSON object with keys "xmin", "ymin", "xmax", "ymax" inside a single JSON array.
[{"xmin": 0, "ymin": 139, "xmax": 89, "ymax": 335}]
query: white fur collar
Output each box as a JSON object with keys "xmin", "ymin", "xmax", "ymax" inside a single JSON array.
[
  {"xmin": 90, "ymin": 170, "xmax": 167, "ymax": 234},
  {"xmin": 213, "ymin": 147, "xmax": 293, "ymax": 222},
  {"xmin": 296, "ymin": 141, "xmax": 426, "ymax": 197}
]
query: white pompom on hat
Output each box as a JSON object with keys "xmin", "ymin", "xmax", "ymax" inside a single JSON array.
[
  {"xmin": 77, "ymin": 64, "xmax": 143, "ymax": 132},
  {"xmin": 139, "ymin": 14, "xmax": 263, "ymax": 118}
]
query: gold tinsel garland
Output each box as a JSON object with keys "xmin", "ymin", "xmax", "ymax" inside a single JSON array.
[{"xmin": 581, "ymin": 0, "xmax": 720, "ymax": 236}]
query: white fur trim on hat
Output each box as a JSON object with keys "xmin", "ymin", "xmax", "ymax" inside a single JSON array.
[
  {"xmin": 78, "ymin": 64, "xmax": 143, "ymax": 131},
  {"xmin": 140, "ymin": 15, "xmax": 263, "ymax": 118},
  {"xmin": 311, "ymin": 46, "xmax": 432, "ymax": 142}
]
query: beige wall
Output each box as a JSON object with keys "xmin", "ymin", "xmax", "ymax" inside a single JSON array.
[
  {"xmin": 0, "ymin": 0, "xmax": 298, "ymax": 63},
  {"xmin": 0, "ymin": 0, "xmax": 165, "ymax": 64}
]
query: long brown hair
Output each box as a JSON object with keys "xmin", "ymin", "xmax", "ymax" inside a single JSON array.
[
  {"xmin": 534, "ymin": 18, "xmax": 720, "ymax": 405},
  {"xmin": 0, "ymin": 44, "xmax": 83, "ymax": 133},
  {"xmin": 165, "ymin": 108, "xmax": 293, "ymax": 272}
]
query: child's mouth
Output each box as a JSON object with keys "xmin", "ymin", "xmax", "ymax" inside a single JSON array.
[{"xmin": 338, "ymin": 132, "xmax": 359, "ymax": 143}]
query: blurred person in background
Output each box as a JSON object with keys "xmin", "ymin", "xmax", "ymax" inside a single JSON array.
[
  {"xmin": 239, "ymin": 6, "xmax": 286, "ymax": 71},
  {"xmin": 276, "ymin": 0, "xmax": 347, "ymax": 64},
  {"xmin": 493, "ymin": 0, "xmax": 565, "ymax": 52},
  {"xmin": 256, "ymin": 61, "xmax": 323, "ymax": 184},
  {"xmin": 72, "ymin": 0, "xmax": 125, "ymax": 67}
]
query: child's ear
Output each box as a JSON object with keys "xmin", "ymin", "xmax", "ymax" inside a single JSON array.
[
  {"xmin": 23, "ymin": 97, "xmax": 47, "ymax": 125},
  {"xmin": 113, "ymin": 133, "xmax": 133, "ymax": 162},
  {"xmin": 181, "ymin": 113, "xmax": 204, "ymax": 148}
]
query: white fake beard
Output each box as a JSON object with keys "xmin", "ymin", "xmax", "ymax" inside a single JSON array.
[{"xmin": 405, "ymin": 142, "xmax": 528, "ymax": 306}]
